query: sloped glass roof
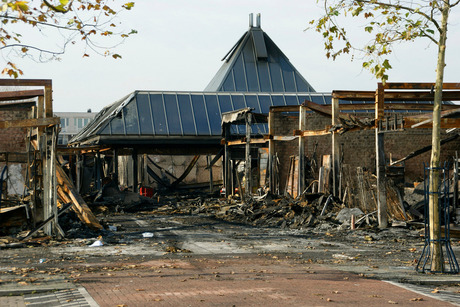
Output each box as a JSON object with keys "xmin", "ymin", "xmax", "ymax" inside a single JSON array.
[
  {"xmin": 205, "ymin": 26, "xmax": 315, "ymax": 93},
  {"xmin": 70, "ymin": 91, "xmax": 436, "ymax": 145}
]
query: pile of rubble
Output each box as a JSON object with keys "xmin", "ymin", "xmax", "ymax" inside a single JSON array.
[{"xmin": 145, "ymin": 193, "xmax": 381, "ymax": 231}]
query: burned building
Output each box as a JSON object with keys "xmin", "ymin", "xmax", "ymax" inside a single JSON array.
[{"xmin": 68, "ymin": 14, "xmax": 460, "ymax": 214}]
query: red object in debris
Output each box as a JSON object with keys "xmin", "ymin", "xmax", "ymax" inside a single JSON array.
[{"xmin": 140, "ymin": 186, "xmax": 154, "ymax": 198}]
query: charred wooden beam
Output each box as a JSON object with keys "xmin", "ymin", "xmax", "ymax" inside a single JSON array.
[
  {"xmin": 0, "ymin": 90, "xmax": 44, "ymax": 101},
  {"xmin": 404, "ymin": 117, "xmax": 460, "ymax": 129},
  {"xmin": 0, "ymin": 117, "xmax": 59, "ymax": 129},
  {"xmin": 57, "ymin": 146, "xmax": 106, "ymax": 154},
  {"xmin": 0, "ymin": 79, "xmax": 51, "ymax": 87},
  {"xmin": 0, "ymin": 152, "xmax": 28, "ymax": 163},
  {"xmin": 338, "ymin": 103, "xmax": 458, "ymax": 111},
  {"xmin": 269, "ymin": 105, "xmax": 300, "ymax": 113},
  {"xmin": 382, "ymin": 82, "xmax": 460, "ymax": 90},
  {"xmin": 226, "ymin": 138, "xmax": 268, "ymax": 146},
  {"xmin": 332, "ymin": 90, "xmax": 460, "ymax": 101},
  {"xmin": 205, "ymin": 148, "xmax": 224, "ymax": 170},
  {"xmin": 293, "ymin": 129, "xmax": 330, "ymax": 137}
]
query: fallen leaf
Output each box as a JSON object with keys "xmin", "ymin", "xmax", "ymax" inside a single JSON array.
[
  {"xmin": 410, "ymin": 298, "xmax": 424, "ymax": 301},
  {"xmin": 388, "ymin": 300, "xmax": 398, "ymax": 304},
  {"xmin": 431, "ymin": 288, "xmax": 440, "ymax": 293},
  {"xmin": 327, "ymin": 298, "xmax": 333, "ymax": 302},
  {"xmin": 136, "ymin": 289, "xmax": 145, "ymax": 291}
]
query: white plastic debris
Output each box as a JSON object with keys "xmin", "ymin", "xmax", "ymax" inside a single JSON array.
[
  {"xmin": 332, "ymin": 254, "xmax": 355, "ymax": 260},
  {"xmin": 108, "ymin": 225, "xmax": 117, "ymax": 231},
  {"xmin": 142, "ymin": 232, "xmax": 154, "ymax": 238},
  {"xmin": 89, "ymin": 240, "xmax": 103, "ymax": 247}
]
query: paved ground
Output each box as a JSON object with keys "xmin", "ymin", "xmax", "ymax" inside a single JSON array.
[
  {"xmin": 77, "ymin": 256, "xmax": 459, "ymax": 307},
  {"xmin": 0, "ymin": 213, "xmax": 459, "ymax": 306}
]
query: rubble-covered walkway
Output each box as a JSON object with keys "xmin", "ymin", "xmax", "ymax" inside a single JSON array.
[{"xmin": 0, "ymin": 212, "xmax": 459, "ymax": 306}]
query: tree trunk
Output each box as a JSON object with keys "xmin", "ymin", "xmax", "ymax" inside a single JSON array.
[{"xmin": 429, "ymin": 2, "xmax": 449, "ymax": 272}]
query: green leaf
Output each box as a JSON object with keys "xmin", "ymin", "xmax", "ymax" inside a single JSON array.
[{"xmin": 382, "ymin": 59, "xmax": 392, "ymax": 69}]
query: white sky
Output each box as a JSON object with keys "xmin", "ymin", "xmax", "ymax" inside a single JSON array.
[{"xmin": 12, "ymin": 0, "xmax": 460, "ymax": 112}]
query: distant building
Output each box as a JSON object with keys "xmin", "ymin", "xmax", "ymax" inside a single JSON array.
[{"xmin": 55, "ymin": 110, "xmax": 96, "ymax": 145}]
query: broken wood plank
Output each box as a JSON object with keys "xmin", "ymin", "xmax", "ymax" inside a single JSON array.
[{"xmin": 56, "ymin": 163, "xmax": 102, "ymax": 230}]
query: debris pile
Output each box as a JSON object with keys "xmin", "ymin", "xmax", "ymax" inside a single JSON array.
[
  {"xmin": 147, "ymin": 193, "xmax": 376, "ymax": 230},
  {"xmin": 216, "ymin": 194, "xmax": 345, "ymax": 229}
]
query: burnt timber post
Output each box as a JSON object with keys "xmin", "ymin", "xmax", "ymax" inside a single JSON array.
[
  {"xmin": 95, "ymin": 151, "xmax": 102, "ymax": 190},
  {"xmin": 375, "ymin": 84, "xmax": 388, "ymax": 228},
  {"xmin": 132, "ymin": 149, "xmax": 138, "ymax": 192},
  {"xmin": 207, "ymin": 155, "xmax": 214, "ymax": 193},
  {"xmin": 244, "ymin": 112, "xmax": 252, "ymax": 196},
  {"xmin": 75, "ymin": 154, "xmax": 81, "ymax": 192},
  {"xmin": 224, "ymin": 124, "xmax": 231, "ymax": 197},
  {"xmin": 268, "ymin": 108, "xmax": 274, "ymax": 193},
  {"xmin": 331, "ymin": 97, "xmax": 340, "ymax": 196},
  {"xmin": 298, "ymin": 105, "xmax": 307, "ymax": 196},
  {"xmin": 113, "ymin": 148, "xmax": 119, "ymax": 183},
  {"xmin": 41, "ymin": 81, "xmax": 61, "ymax": 236}
]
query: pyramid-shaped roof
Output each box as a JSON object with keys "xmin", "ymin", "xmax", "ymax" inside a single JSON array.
[{"xmin": 205, "ymin": 14, "xmax": 315, "ymax": 93}]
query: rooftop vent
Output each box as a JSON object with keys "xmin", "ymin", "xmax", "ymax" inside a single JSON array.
[{"xmin": 249, "ymin": 13, "xmax": 261, "ymax": 28}]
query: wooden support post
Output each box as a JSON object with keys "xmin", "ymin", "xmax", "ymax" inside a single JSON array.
[
  {"xmin": 331, "ymin": 97, "xmax": 340, "ymax": 196},
  {"xmin": 224, "ymin": 125, "xmax": 231, "ymax": 197},
  {"xmin": 375, "ymin": 84, "xmax": 388, "ymax": 228},
  {"xmin": 76, "ymin": 154, "xmax": 81, "ymax": 192},
  {"xmin": 132, "ymin": 149, "xmax": 138, "ymax": 192},
  {"xmin": 44, "ymin": 82, "xmax": 53, "ymax": 118},
  {"xmin": 245, "ymin": 113, "xmax": 252, "ymax": 196},
  {"xmin": 95, "ymin": 151, "xmax": 102, "ymax": 190},
  {"xmin": 298, "ymin": 105, "xmax": 307, "ymax": 196},
  {"xmin": 268, "ymin": 109, "xmax": 275, "ymax": 193},
  {"xmin": 113, "ymin": 149, "xmax": 119, "ymax": 183},
  {"xmin": 207, "ymin": 155, "xmax": 213, "ymax": 194},
  {"xmin": 454, "ymin": 152, "xmax": 458, "ymax": 212},
  {"xmin": 141, "ymin": 154, "xmax": 146, "ymax": 186},
  {"xmin": 43, "ymin": 126, "xmax": 62, "ymax": 236}
]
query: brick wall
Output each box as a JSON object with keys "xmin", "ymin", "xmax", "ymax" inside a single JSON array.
[
  {"xmin": 0, "ymin": 103, "xmax": 32, "ymax": 153},
  {"xmin": 272, "ymin": 111, "xmax": 460, "ymax": 191}
]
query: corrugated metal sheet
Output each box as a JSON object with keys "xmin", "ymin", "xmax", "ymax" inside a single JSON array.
[{"xmin": 204, "ymin": 25, "xmax": 315, "ymax": 93}]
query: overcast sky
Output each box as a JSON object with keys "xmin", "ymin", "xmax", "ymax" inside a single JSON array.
[{"xmin": 12, "ymin": 1, "xmax": 460, "ymax": 112}]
